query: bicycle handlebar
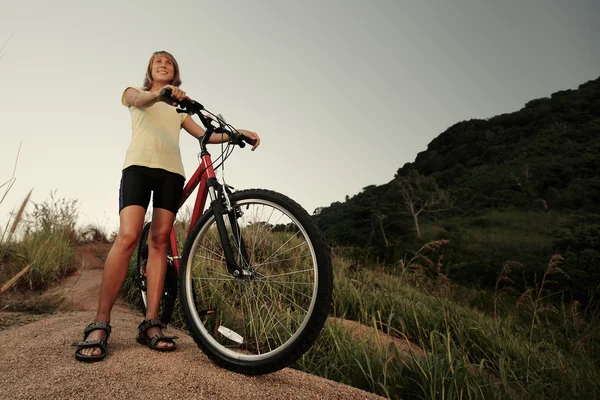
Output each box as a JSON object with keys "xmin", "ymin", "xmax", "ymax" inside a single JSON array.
[{"xmin": 159, "ymin": 88, "xmax": 255, "ymax": 149}]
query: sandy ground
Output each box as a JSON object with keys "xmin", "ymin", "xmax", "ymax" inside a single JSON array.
[
  {"xmin": 0, "ymin": 244, "xmax": 384, "ymax": 400},
  {"xmin": 0, "ymin": 310, "xmax": 383, "ymax": 400}
]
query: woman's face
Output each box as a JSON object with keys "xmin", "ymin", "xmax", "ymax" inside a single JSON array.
[{"xmin": 151, "ymin": 54, "xmax": 175, "ymax": 83}]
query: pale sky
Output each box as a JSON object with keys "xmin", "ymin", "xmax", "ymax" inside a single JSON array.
[{"xmin": 1, "ymin": 0, "xmax": 599, "ymax": 234}]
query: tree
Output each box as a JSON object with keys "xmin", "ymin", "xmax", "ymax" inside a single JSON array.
[
  {"xmin": 511, "ymin": 164, "xmax": 548, "ymax": 211},
  {"xmin": 373, "ymin": 211, "xmax": 389, "ymax": 248},
  {"xmin": 394, "ymin": 170, "xmax": 453, "ymax": 238}
]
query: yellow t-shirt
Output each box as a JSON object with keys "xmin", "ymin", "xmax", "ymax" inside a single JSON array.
[{"xmin": 121, "ymin": 87, "xmax": 189, "ymax": 178}]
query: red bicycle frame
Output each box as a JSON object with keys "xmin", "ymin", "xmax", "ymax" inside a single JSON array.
[
  {"xmin": 167, "ymin": 152, "xmax": 216, "ymax": 273},
  {"xmin": 159, "ymin": 88, "xmax": 254, "ymax": 275}
]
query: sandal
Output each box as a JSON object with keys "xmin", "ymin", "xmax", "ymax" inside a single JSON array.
[
  {"xmin": 136, "ymin": 319, "xmax": 178, "ymax": 352},
  {"xmin": 71, "ymin": 321, "xmax": 111, "ymax": 362}
]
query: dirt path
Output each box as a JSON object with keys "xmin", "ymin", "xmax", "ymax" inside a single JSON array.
[
  {"xmin": 0, "ymin": 245, "xmax": 384, "ymax": 400},
  {"xmin": 0, "ymin": 310, "xmax": 382, "ymax": 400}
]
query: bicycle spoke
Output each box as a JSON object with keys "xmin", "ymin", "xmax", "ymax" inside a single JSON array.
[
  {"xmin": 251, "ymin": 281, "xmax": 294, "ymax": 338},
  {"xmin": 249, "ymin": 281, "xmax": 279, "ymax": 352},
  {"xmin": 255, "ymin": 268, "xmax": 315, "ymax": 279},
  {"xmin": 192, "ymin": 276, "xmax": 235, "ymax": 282},
  {"xmin": 255, "ymin": 280, "xmax": 314, "ymax": 285},
  {"xmin": 258, "ymin": 231, "xmax": 304, "ymax": 266},
  {"xmin": 244, "ymin": 283, "xmax": 261, "ymax": 354},
  {"xmin": 251, "ymin": 247, "xmax": 310, "ymax": 269},
  {"xmin": 252, "ymin": 210, "xmax": 285, "ymax": 250},
  {"xmin": 257, "ymin": 253, "xmax": 312, "ymax": 266},
  {"xmin": 192, "ymin": 252, "xmax": 225, "ymax": 265},
  {"xmin": 252, "ymin": 280, "xmax": 306, "ymax": 325},
  {"xmin": 182, "ymin": 193, "xmax": 330, "ymax": 368},
  {"xmin": 194, "ymin": 246, "xmax": 225, "ymax": 263},
  {"xmin": 250, "ymin": 282, "xmax": 272, "ymax": 353},
  {"xmin": 254, "ymin": 278, "xmax": 314, "ymax": 300}
]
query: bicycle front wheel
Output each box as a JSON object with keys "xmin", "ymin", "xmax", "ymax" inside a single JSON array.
[{"xmin": 179, "ymin": 189, "xmax": 332, "ymax": 375}]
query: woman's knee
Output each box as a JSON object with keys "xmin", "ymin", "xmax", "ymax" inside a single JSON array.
[
  {"xmin": 149, "ymin": 228, "xmax": 170, "ymax": 250},
  {"xmin": 116, "ymin": 229, "xmax": 141, "ymax": 251}
]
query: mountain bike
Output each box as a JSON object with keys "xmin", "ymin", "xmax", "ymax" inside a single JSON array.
[{"xmin": 134, "ymin": 88, "xmax": 333, "ymax": 375}]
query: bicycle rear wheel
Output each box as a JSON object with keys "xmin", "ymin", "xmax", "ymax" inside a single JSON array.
[
  {"xmin": 136, "ymin": 222, "xmax": 178, "ymax": 325},
  {"xmin": 179, "ymin": 189, "xmax": 332, "ymax": 375}
]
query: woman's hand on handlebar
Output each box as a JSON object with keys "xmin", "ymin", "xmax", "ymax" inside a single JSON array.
[
  {"xmin": 237, "ymin": 129, "xmax": 261, "ymax": 151},
  {"xmin": 157, "ymin": 85, "xmax": 186, "ymax": 106}
]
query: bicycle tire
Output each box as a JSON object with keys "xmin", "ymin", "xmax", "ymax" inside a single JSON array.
[
  {"xmin": 179, "ymin": 189, "xmax": 332, "ymax": 375},
  {"xmin": 136, "ymin": 222, "xmax": 178, "ymax": 325}
]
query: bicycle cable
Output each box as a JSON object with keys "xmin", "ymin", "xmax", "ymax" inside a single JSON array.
[
  {"xmin": 200, "ymin": 109, "xmax": 243, "ymax": 205},
  {"xmin": 193, "ymin": 109, "xmax": 238, "ymax": 194}
]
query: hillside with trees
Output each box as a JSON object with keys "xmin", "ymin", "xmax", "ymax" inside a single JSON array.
[
  {"xmin": 2, "ymin": 77, "xmax": 600, "ymax": 399},
  {"xmin": 314, "ymin": 76, "xmax": 600, "ymax": 303}
]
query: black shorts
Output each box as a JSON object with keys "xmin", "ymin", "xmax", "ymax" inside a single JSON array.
[{"xmin": 119, "ymin": 165, "xmax": 185, "ymax": 214}]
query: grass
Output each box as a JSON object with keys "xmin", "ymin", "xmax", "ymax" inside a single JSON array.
[
  {"xmin": 294, "ymin": 244, "xmax": 600, "ymax": 399},
  {"xmin": 3, "ymin": 182, "xmax": 597, "ymax": 398},
  {"xmin": 118, "ymin": 208, "xmax": 600, "ymax": 399},
  {"xmin": 0, "ymin": 189, "xmax": 85, "ymax": 293},
  {"xmin": 0, "ymin": 169, "xmax": 78, "ymax": 316},
  {"xmin": 412, "ymin": 209, "xmax": 575, "ymax": 291},
  {"xmin": 7, "ymin": 228, "xmax": 76, "ymax": 290}
]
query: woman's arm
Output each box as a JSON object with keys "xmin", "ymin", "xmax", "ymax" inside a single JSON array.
[
  {"xmin": 123, "ymin": 89, "xmax": 160, "ymax": 108},
  {"xmin": 123, "ymin": 85, "xmax": 187, "ymax": 108},
  {"xmin": 182, "ymin": 117, "xmax": 230, "ymax": 143},
  {"xmin": 182, "ymin": 118, "xmax": 261, "ymax": 150}
]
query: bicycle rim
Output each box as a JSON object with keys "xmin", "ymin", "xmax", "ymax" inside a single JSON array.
[{"xmin": 183, "ymin": 197, "xmax": 319, "ymax": 362}]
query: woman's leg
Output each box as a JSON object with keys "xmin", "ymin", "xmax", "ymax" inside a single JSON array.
[
  {"xmin": 78, "ymin": 205, "xmax": 146, "ymax": 357},
  {"xmin": 143, "ymin": 207, "xmax": 177, "ymax": 348}
]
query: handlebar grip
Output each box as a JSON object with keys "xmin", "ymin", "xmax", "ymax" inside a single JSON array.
[
  {"xmin": 233, "ymin": 132, "xmax": 258, "ymax": 148},
  {"xmin": 159, "ymin": 88, "xmax": 202, "ymax": 112},
  {"xmin": 243, "ymin": 135, "xmax": 257, "ymax": 147},
  {"xmin": 159, "ymin": 88, "xmax": 172, "ymax": 98}
]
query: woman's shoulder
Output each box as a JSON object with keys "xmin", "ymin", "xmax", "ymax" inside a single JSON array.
[
  {"xmin": 121, "ymin": 87, "xmax": 145, "ymax": 107},
  {"xmin": 124, "ymin": 86, "xmax": 144, "ymax": 94}
]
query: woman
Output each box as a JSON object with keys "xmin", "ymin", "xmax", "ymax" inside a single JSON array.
[{"xmin": 72, "ymin": 51, "xmax": 261, "ymax": 362}]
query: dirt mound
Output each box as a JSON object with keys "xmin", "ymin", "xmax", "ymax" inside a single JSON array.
[
  {"xmin": 0, "ymin": 242, "xmax": 383, "ymax": 399},
  {"xmin": 330, "ymin": 317, "xmax": 424, "ymax": 359},
  {"xmin": 75, "ymin": 242, "xmax": 112, "ymax": 270},
  {"xmin": 0, "ymin": 311, "xmax": 382, "ymax": 400}
]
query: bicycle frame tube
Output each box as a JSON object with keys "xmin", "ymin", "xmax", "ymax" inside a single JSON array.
[{"xmin": 168, "ymin": 153, "xmax": 217, "ymax": 272}]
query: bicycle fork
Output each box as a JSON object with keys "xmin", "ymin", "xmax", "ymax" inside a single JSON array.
[{"xmin": 207, "ymin": 178, "xmax": 251, "ymax": 278}]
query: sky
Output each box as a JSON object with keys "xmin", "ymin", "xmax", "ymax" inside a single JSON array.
[{"xmin": 1, "ymin": 0, "xmax": 599, "ymax": 234}]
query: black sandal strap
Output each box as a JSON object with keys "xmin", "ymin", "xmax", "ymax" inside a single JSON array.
[
  {"xmin": 149, "ymin": 335, "xmax": 179, "ymax": 348},
  {"xmin": 83, "ymin": 321, "xmax": 111, "ymax": 341},
  {"xmin": 138, "ymin": 319, "xmax": 168, "ymax": 334},
  {"xmin": 71, "ymin": 339, "xmax": 107, "ymax": 349}
]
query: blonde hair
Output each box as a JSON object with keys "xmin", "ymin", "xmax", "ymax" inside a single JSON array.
[{"xmin": 142, "ymin": 51, "xmax": 182, "ymax": 91}]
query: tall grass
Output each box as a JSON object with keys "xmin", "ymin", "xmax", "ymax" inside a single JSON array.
[
  {"xmin": 120, "ymin": 207, "xmax": 600, "ymax": 399},
  {"xmin": 295, "ymin": 244, "xmax": 600, "ymax": 399},
  {"xmin": 0, "ymin": 143, "xmax": 25, "ymax": 266},
  {"xmin": 1, "ymin": 189, "xmax": 78, "ymax": 292}
]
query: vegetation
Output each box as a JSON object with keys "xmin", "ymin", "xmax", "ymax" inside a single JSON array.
[
  {"xmin": 0, "ymin": 188, "xmax": 108, "ymax": 293},
  {"xmin": 4, "ymin": 74, "xmax": 600, "ymax": 398},
  {"xmin": 394, "ymin": 170, "xmax": 453, "ymax": 239},
  {"xmin": 314, "ymin": 75, "xmax": 600, "ymax": 306},
  {"xmin": 295, "ymin": 247, "xmax": 600, "ymax": 399}
]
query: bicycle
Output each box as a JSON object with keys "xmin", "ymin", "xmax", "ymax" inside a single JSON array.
[{"xmin": 133, "ymin": 88, "xmax": 333, "ymax": 375}]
